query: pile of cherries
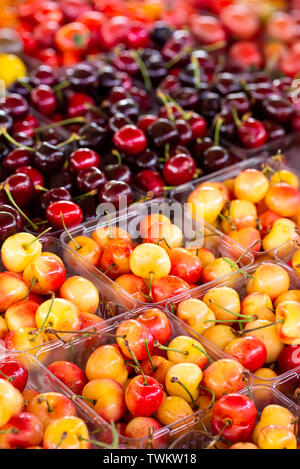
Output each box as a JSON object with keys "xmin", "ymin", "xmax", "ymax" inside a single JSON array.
[{"xmin": 0, "ymin": 355, "xmax": 122, "ymax": 449}]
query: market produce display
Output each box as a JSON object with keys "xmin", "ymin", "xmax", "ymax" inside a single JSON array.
[{"xmin": 0, "ymin": 0, "xmax": 299, "ymax": 451}]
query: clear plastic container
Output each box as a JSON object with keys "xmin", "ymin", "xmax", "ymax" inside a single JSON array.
[
  {"xmin": 166, "ymin": 260, "xmax": 297, "ymax": 387},
  {"xmin": 273, "ymin": 367, "xmax": 300, "ymax": 408},
  {"xmin": 0, "ymin": 351, "xmax": 131, "ymax": 448},
  {"xmin": 140, "ymin": 384, "xmax": 300, "ymax": 449},
  {"xmin": 60, "ymin": 198, "xmax": 254, "ymax": 306},
  {"xmin": 35, "ymin": 305, "xmax": 242, "ymax": 448},
  {"xmin": 170, "ymin": 155, "xmax": 300, "ymax": 263},
  {"xmin": 275, "ymin": 240, "xmax": 300, "ymax": 288},
  {"xmin": 0, "ymin": 236, "xmax": 136, "ymax": 355}
]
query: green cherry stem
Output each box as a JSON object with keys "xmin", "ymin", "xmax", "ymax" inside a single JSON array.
[
  {"xmin": 4, "ymin": 184, "xmax": 39, "ymax": 230},
  {"xmin": 0, "ymin": 428, "xmax": 19, "ymax": 435},
  {"xmin": 124, "ymin": 340, "xmax": 148, "ymax": 386},
  {"xmin": 34, "ymin": 117, "xmax": 86, "ymax": 134},
  {"xmin": 71, "ymin": 395, "xmax": 97, "ymax": 406},
  {"xmin": 38, "ymin": 292, "xmax": 55, "ymax": 332},
  {"xmin": 213, "ymin": 117, "xmax": 223, "ymax": 147},
  {"xmin": 157, "ymin": 89, "xmax": 175, "ymax": 122},
  {"xmin": 192, "ymin": 343, "xmax": 214, "ymax": 363},
  {"xmin": 198, "ymin": 385, "xmax": 216, "ymax": 408},
  {"xmin": 56, "ymin": 431, "xmax": 68, "ymax": 449},
  {"xmin": 0, "ymin": 369, "xmax": 15, "ymax": 382},
  {"xmin": 170, "ymin": 376, "xmax": 197, "ymax": 410},
  {"xmin": 131, "ymin": 50, "xmax": 152, "ymax": 91},
  {"xmin": 208, "ymin": 299, "xmax": 255, "ymax": 320},
  {"xmin": 191, "ymin": 54, "xmax": 201, "ymax": 89},
  {"xmin": 154, "ymin": 340, "xmax": 188, "ymax": 355},
  {"xmin": 23, "ymin": 227, "xmax": 52, "ymax": 249},
  {"xmin": 205, "ymin": 419, "xmax": 231, "ymax": 449},
  {"xmin": 60, "ymin": 211, "xmax": 80, "ymax": 251},
  {"xmin": 144, "ymin": 339, "xmax": 157, "ymax": 372},
  {"xmin": 0, "ymin": 126, "xmax": 35, "ymax": 152},
  {"xmin": 222, "ymin": 258, "xmax": 254, "ymax": 278},
  {"xmin": 238, "ymin": 319, "xmax": 284, "ymax": 336}
]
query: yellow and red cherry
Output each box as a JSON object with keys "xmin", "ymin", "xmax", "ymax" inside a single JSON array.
[
  {"xmin": 59, "ymin": 276, "xmax": 99, "ymax": 315},
  {"xmin": 85, "ymin": 345, "xmax": 128, "ymax": 386},
  {"xmin": 23, "ymin": 254, "xmax": 67, "ymax": 295},
  {"xmin": 125, "ymin": 375, "xmax": 164, "ymax": 417},
  {"xmin": 82, "ymin": 378, "xmax": 126, "ymax": 422},
  {"xmin": 47, "ymin": 361, "xmax": 87, "ymax": 395},
  {"xmin": 137, "ymin": 308, "xmax": 172, "ymax": 345}
]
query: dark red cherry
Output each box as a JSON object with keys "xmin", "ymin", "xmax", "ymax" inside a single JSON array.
[
  {"xmin": 236, "ymin": 117, "xmax": 267, "ymax": 149},
  {"xmin": 0, "ymin": 93, "xmax": 29, "ymax": 119},
  {"xmin": 135, "ymin": 149, "xmax": 158, "ymax": 172},
  {"xmin": 113, "ymin": 50, "xmax": 140, "ymax": 75},
  {"xmin": 175, "ymin": 119, "xmax": 193, "ymax": 145},
  {"xmin": 69, "ymin": 148, "xmax": 101, "ymax": 174},
  {"xmin": 76, "ymin": 166, "xmax": 107, "ymax": 193},
  {"xmin": 104, "ymin": 164, "xmax": 133, "ymax": 185},
  {"xmin": 30, "ymin": 84, "xmax": 58, "ymax": 116},
  {"xmin": 98, "ymin": 180, "xmax": 133, "ymax": 210},
  {"xmin": 67, "ymin": 92, "xmax": 94, "ymax": 118},
  {"xmin": 111, "ymin": 98, "xmax": 139, "ymax": 121},
  {"xmin": 189, "ymin": 113, "xmax": 207, "ymax": 139},
  {"xmin": 137, "ymin": 114, "xmax": 158, "ymax": 133},
  {"xmin": 0, "ymin": 109, "xmax": 13, "ymax": 132},
  {"xmin": 151, "ymin": 21, "xmax": 174, "ymax": 46},
  {"xmin": 77, "ymin": 123, "xmax": 107, "ymax": 150},
  {"xmin": 109, "ymin": 113, "xmax": 131, "ymax": 133},
  {"xmin": 171, "ymin": 87, "xmax": 200, "ymax": 109},
  {"xmin": 0, "ymin": 211, "xmax": 19, "ymax": 243},
  {"xmin": 3, "ymin": 149, "xmax": 31, "ymax": 173},
  {"xmin": 214, "ymin": 72, "xmax": 241, "ymax": 95},
  {"xmin": 262, "ymin": 120, "xmax": 285, "ymax": 141},
  {"xmin": 278, "ymin": 345, "xmax": 300, "ymax": 373},
  {"xmin": 50, "ymin": 171, "xmax": 74, "ymax": 193},
  {"xmin": 163, "ymin": 154, "xmax": 196, "ymax": 185},
  {"xmin": 262, "ymin": 95, "xmax": 294, "ymax": 124},
  {"xmin": 147, "ymin": 118, "xmax": 178, "ymax": 148},
  {"xmin": 30, "ymin": 64, "xmax": 58, "ymax": 87},
  {"xmin": 222, "ymin": 92, "xmax": 251, "ymax": 115},
  {"xmin": 41, "ymin": 187, "xmax": 72, "ymax": 211},
  {"xmin": 33, "ymin": 142, "xmax": 65, "ymax": 174},
  {"xmin": 113, "ymin": 125, "xmax": 147, "ymax": 155},
  {"xmin": 5, "ymin": 173, "xmax": 34, "ymax": 208},
  {"xmin": 66, "ymin": 63, "xmax": 98, "ymax": 92},
  {"xmin": 15, "ymin": 165, "xmax": 45, "ymax": 188},
  {"xmin": 134, "ymin": 169, "xmax": 165, "ymax": 195},
  {"xmin": 202, "ymin": 146, "xmax": 234, "ymax": 173},
  {"xmin": 0, "ymin": 204, "xmax": 23, "ymax": 231}
]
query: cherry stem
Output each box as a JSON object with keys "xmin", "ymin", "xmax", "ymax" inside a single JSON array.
[
  {"xmin": 170, "ymin": 376, "xmax": 197, "ymax": 410},
  {"xmin": 241, "ymin": 373, "xmax": 253, "ymax": 401},
  {"xmin": 234, "ymin": 239, "xmax": 262, "ymax": 264},
  {"xmin": 111, "ymin": 149, "xmax": 122, "ymax": 166},
  {"xmin": 60, "ymin": 211, "xmax": 80, "ymax": 250},
  {"xmin": 144, "ymin": 339, "xmax": 157, "ymax": 372},
  {"xmin": 157, "ymin": 237, "xmax": 171, "ymax": 249},
  {"xmin": 206, "ymin": 419, "xmax": 231, "ymax": 449},
  {"xmin": 165, "ymin": 93, "xmax": 192, "ymax": 121},
  {"xmin": 34, "ymin": 117, "xmax": 86, "ymax": 134},
  {"xmin": 34, "ymin": 185, "xmax": 48, "ymax": 192},
  {"xmin": 165, "ymin": 143, "xmax": 170, "ymax": 161},
  {"xmin": 238, "ymin": 319, "xmax": 284, "ymax": 336},
  {"xmin": 0, "ymin": 428, "xmax": 19, "ymax": 435},
  {"xmin": 73, "ymin": 189, "xmax": 97, "ymax": 201},
  {"xmin": 192, "ymin": 343, "xmax": 213, "ymax": 363},
  {"xmin": 38, "ymin": 292, "xmax": 55, "ymax": 332},
  {"xmin": 203, "ymin": 41, "xmax": 226, "ymax": 52},
  {"xmin": 4, "ymin": 184, "xmax": 38, "ymax": 230},
  {"xmin": 205, "ymin": 318, "xmax": 252, "ymax": 324},
  {"xmin": 231, "ymin": 107, "xmax": 242, "ymax": 127},
  {"xmin": 198, "ymin": 384, "xmax": 216, "ymax": 408},
  {"xmin": 124, "ymin": 340, "xmax": 148, "ymax": 386},
  {"xmin": 191, "ymin": 54, "xmax": 201, "ymax": 89},
  {"xmin": 0, "ymin": 369, "xmax": 15, "ymax": 382},
  {"xmin": 131, "ymin": 50, "xmax": 152, "ymax": 91},
  {"xmin": 157, "ymin": 89, "xmax": 175, "ymax": 122},
  {"xmin": 214, "ymin": 117, "xmax": 223, "ymax": 147},
  {"xmin": 147, "ymin": 271, "xmax": 154, "ymax": 302},
  {"xmin": 84, "ymin": 103, "xmax": 109, "ymax": 120},
  {"xmin": 55, "ymin": 431, "xmax": 68, "ymax": 449},
  {"xmin": 208, "ymin": 299, "xmax": 254, "ymax": 320},
  {"xmin": 25, "ymin": 277, "xmax": 37, "ymax": 299},
  {"xmin": 71, "ymin": 395, "xmax": 97, "ymax": 406},
  {"xmin": 23, "ymin": 227, "xmax": 52, "ymax": 249},
  {"xmin": 222, "ymin": 258, "xmax": 254, "ymax": 279},
  {"xmin": 154, "ymin": 340, "xmax": 188, "ymax": 355},
  {"xmin": 52, "ymin": 80, "xmax": 70, "ymax": 92},
  {"xmin": 103, "ymin": 263, "xmax": 116, "ymax": 275},
  {"xmin": 0, "ymin": 126, "xmax": 35, "ymax": 152},
  {"xmin": 218, "ymin": 212, "xmax": 237, "ymax": 231},
  {"xmin": 165, "ymin": 45, "xmax": 192, "ymax": 69},
  {"xmin": 56, "ymin": 133, "xmax": 81, "ymax": 148}
]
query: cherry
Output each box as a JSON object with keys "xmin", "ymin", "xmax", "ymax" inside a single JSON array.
[
  {"xmin": 69, "ymin": 148, "xmax": 101, "ymax": 174},
  {"xmin": 113, "ymin": 51, "xmax": 139, "ymax": 76},
  {"xmin": 30, "ymin": 64, "xmax": 58, "ymax": 87},
  {"xmin": 109, "ymin": 113, "xmax": 131, "ymax": 134},
  {"xmin": 76, "ymin": 167, "xmax": 107, "ymax": 193},
  {"xmin": 278, "ymin": 345, "xmax": 300, "ymax": 373},
  {"xmin": 175, "ymin": 119, "xmax": 193, "ymax": 145},
  {"xmin": 40, "ymin": 187, "xmax": 72, "ymax": 211},
  {"xmin": 3, "ymin": 149, "xmax": 31, "ymax": 173},
  {"xmin": 262, "ymin": 95, "xmax": 294, "ymax": 123},
  {"xmin": 0, "ymin": 93, "xmax": 29, "ymax": 120},
  {"xmin": 46, "ymin": 200, "xmax": 83, "ymax": 229},
  {"xmin": 15, "ymin": 166, "xmax": 45, "ymax": 188},
  {"xmin": 199, "ymin": 91, "xmax": 221, "ymax": 120},
  {"xmin": 33, "ymin": 142, "xmax": 65, "ymax": 174},
  {"xmin": 49, "ymin": 171, "xmax": 74, "ymax": 193},
  {"xmin": 134, "ymin": 170, "xmax": 165, "ymax": 196},
  {"xmin": 0, "ymin": 205, "xmax": 23, "ymax": 231},
  {"xmin": 13, "ymin": 114, "xmax": 39, "ymax": 138},
  {"xmin": 4, "ymin": 173, "xmax": 34, "ymax": 208},
  {"xmin": 163, "ymin": 154, "xmax": 196, "ymax": 186},
  {"xmin": 262, "ymin": 121, "xmax": 285, "ymax": 141},
  {"xmin": 233, "ymin": 110, "xmax": 267, "ymax": 149},
  {"xmin": 135, "ymin": 149, "xmax": 158, "ymax": 172},
  {"xmin": 189, "ymin": 113, "xmax": 207, "ymax": 139},
  {"xmin": 111, "ymin": 99, "xmax": 139, "ymax": 121},
  {"xmin": 162, "ymin": 29, "xmax": 193, "ymax": 62},
  {"xmin": 0, "ymin": 109, "xmax": 13, "ymax": 132},
  {"xmin": 222, "ymin": 92, "xmax": 251, "ymax": 115},
  {"xmin": 66, "ymin": 63, "xmax": 98, "ymax": 92},
  {"xmin": 113, "ymin": 125, "xmax": 147, "ymax": 155},
  {"xmin": 30, "ymin": 84, "xmax": 58, "ymax": 116},
  {"xmin": 98, "ymin": 65, "xmax": 123, "ymax": 90},
  {"xmin": 0, "ymin": 358, "xmax": 28, "ymax": 392},
  {"xmin": 0, "ymin": 211, "xmax": 19, "ymax": 243},
  {"xmin": 151, "ymin": 21, "xmax": 174, "ymax": 46},
  {"xmin": 67, "ymin": 92, "xmax": 94, "ymax": 118},
  {"xmin": 104, "ymin": 164, "xmax": 133, "ymax": 186},
  {"xmin": 147, "ymin": 118, "xmax": 178, "ymax": 148},
  {"xmin": 126, "ymin": 23, "xmax": 150, "ymax": 49},
  {"xmin": 98, "ymin": 180, "xmax": 133, "ymax": 210},
  {"xmin": 214, "ymin": 72, "xmax": 241, "ymax": 95},
  {"xmin": 77, "ymin": 123, "xmax": 107, "ymax": 150},
  {"xmin": 107, "ymin": 86, "xmax": 129, "ymax": 104}
]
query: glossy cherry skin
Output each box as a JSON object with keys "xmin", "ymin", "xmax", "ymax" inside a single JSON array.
[
  {"xmin": 125, "ymin": 375, "xmax": 164, "ymax": 417},
  {"xmin": 104, "ymin": 164, "xmax": 133, "ymax": 185},
  {"xmin": 15, "ymin": 166, "xmax": 45, "ymax": 189},
  {"xmin": 137, "ymin": 308, "xmax": 172, "ymax": 345},
  {"xmin": 0, "ymin": 358, "xmax": 28, "ymax": 392},
  {"xmin": 113, "ymin": 125, "xmax": 147, "ymax": 155},
  {"xmin": 69, "ymin": 148, "xmax": 101, "ymax": 174},
  {"xmin": 147, "ymin": 118, "xmax": 179, "ymax": 148},
  {"xmin": 237, "ymin": 118, "xmax": 267, "ymax": 149},
  {"xmin": 47, "ymin": 361, "xmax": 87, "ymax": 395},
  {"xmin": 262, "ymin": 95, "xmax": 294, "ymax": 124},
  {"xmin": 0, "ymin": 205, "xmax": 23, "ymax": 231},
  {"xmin": 202, "ymin": 146, "xmax": 234, "ymax": 173},
  {"xmin": 278, "ymin": 345, "xmax": 300, "ymax": 373},
  {"xmin": 76, "ymin": 167, "xmax": 107, "ymax": 193},
  {"xmin": 33, "ymin": 142, "xmax": 65, "ymax": 175},
  {"xmin": 98, "ymin": 181, "xmax": 133, "ymax": 210},
  {"xmin": 0, "ymin": 211, "xmax": 19, "ymax": 243},
  {"xmin": 0, "ymin": 93, "xmax": 29, "ymax": 120},
  {"xmin": 163, "ymin": 154, "xmax": 196, "ymax": 186},
  {"xmin": 225, "ymin": 336, "xmax": 267, "ymax": 372},
  {"xmin": 134, "ymin": 170, "xmax": 165, "ymax": 196},
  {"xmin": 46, "ymin": 200, "xmax": 83, "ymax": 229},
  {"xmin": 40, "ymin": 187, "xmax": 72, "ymax": 211},
  {"xmin": 211, "ymin": 394, "xmax": 257, "ymax": 443},
  {"xmin": 5, "ymin": 173, "xmax": 34, "ymax": 208},
  {"xmin": 3, "ymin": 149, "xmax": 31, "ymax": 173},
  {"xmin": 30, "ymin": 84, "xmax": 57, "ymax": 116}
]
